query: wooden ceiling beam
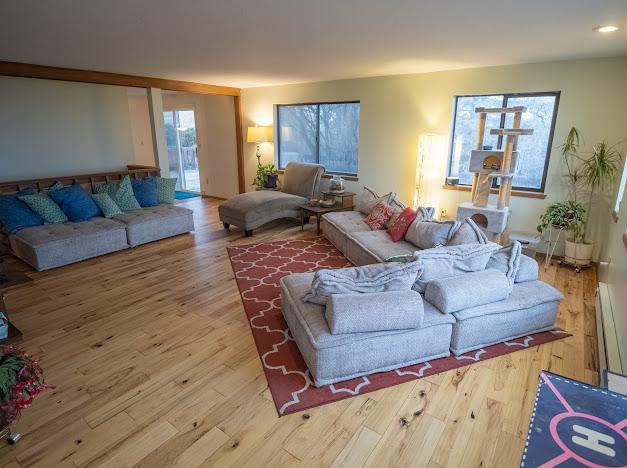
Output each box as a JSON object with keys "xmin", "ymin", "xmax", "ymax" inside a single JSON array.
[{"xmin": 0, "ymin": 61, "xmax": 241, "ymax": 96}]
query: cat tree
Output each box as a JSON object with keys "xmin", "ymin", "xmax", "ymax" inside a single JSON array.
[{"xmin": 456, "ymin": 106, "xmax": 533, "ymax": 242}]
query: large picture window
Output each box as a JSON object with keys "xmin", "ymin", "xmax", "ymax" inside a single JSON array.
[
  {"xmin": 277, "ymin": 102, "xmax": 360, "ymax": 176},
  {"xmin": 448, "ymin": 92, "xmax": 560, "ymax": 192}
]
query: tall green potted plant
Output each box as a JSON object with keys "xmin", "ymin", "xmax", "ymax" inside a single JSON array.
[{"xmin": 558, "ymin": 127, "xmax": 623, "ymax": 266}]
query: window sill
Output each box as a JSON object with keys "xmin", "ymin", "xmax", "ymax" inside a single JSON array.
[
  {"xmin": 441, "ymin": 184, "xmax": 546, "ymax": 199},
  {"xmin": 278, "ymin": 169, "xmax": 359, "ymax": 182}
]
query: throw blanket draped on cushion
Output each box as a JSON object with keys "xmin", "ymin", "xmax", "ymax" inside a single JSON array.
[
  {"xmin": 412, "ymin": 242, "xmax": 500, "ymax": 292},
  {"xmin": 303, "ymin": 261, "xmax": 424, "ymax": 305},
  {"xmin": 325, "ymin": 290, "xmax": 424, "ymax": 334}
]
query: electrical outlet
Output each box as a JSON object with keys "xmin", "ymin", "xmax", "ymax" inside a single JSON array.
[{"xmin": 440, "ymin": 209, "xmax": 447, "ymax": 219}]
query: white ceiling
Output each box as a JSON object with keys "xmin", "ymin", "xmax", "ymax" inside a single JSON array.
[{"xmin": 1, "ymin": 0, "xmax": 626, "ymax": 88}]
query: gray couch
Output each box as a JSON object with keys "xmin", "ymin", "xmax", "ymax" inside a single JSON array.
[
  {"xmin": 218, "ymin": 162, "xmax": 325, "ymax": 236},
  {"xmin": 279, "ymin": 210, "xmax": 563, "ymax": 387},
  {"xmin": 9, "ymin": 204, "xmax": 194, "ymax": 271}
]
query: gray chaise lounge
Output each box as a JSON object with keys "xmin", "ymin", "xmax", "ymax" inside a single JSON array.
[{"xmin": 218, "ymin": 162, "xmax": 325, "ymax": 236}]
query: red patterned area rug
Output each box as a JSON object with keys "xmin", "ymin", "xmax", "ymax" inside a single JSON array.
[{"xmin": 227, "ymin": 238, "xmax": 570, "ymax": 416}]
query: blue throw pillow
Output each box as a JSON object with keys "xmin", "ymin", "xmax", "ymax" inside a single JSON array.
[
  {"xmin": 131, "ymin": 177, "xmax": 159, "ymax": 207},
  {"xmin": 0, "ymin": 189, "xmax": 44, "ymax": 234},
  {"xmin": 49, "ymin": 183, "xmax": 102, "ymax": 222}
]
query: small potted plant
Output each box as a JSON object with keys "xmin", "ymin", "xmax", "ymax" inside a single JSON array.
[
  {"xmin": 0, "ymin": 345, "xmax": 53, "ymax": 443},
  {"xmin": 554, "ymin": 127, "xmax": 623, "ymax": 268},
  {"xmin": 252, "ymin": 163, "xmax": 279, "ymax": 190}
]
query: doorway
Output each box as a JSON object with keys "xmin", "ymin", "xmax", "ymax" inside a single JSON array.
[{"xmin": 163, "ymin": 109, "xmax": 200, "ymax": 193}]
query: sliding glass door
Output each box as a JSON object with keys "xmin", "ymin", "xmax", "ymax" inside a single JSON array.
[{"xmin": 163, "ymin": 109, "xmax": 200, "ymax": 193}]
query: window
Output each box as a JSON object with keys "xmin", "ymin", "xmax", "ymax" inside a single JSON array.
[
  {"xmin": 448, "ymin": 92, "xmax": 560, "ymax": 192},
  {"xmin": 277, "ymin": 102, "xmax": 360, "ymax": 175}
]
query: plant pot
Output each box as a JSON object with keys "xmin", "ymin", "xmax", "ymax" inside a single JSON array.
[
  {"xmin": 564, "ymin": 240, "xmax": 593, "ymax": 266},
  {"xmin": 264, "ymin": 174, "xmax": 278, "ymax": 188}
]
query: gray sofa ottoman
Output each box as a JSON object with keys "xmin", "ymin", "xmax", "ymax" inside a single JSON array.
[
  {"xmin": 280, "ymin": 272, "xmax": 454, "ymax": 387},
  {"xmin": 9, "ymin": 217, "xmax": 128, "ymax": 271},
  {"xmin": 450, "ymin": 280, "xmax": 564, "ymax": 355},
  {"xmin": 113, "ymin": 204, "xmax": 194, "ymax": 247}
]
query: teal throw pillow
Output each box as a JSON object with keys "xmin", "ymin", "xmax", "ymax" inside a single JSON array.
[
  {"xmin": 18, "ymin": 192, "xmax": 68, "ymax": 224},
  {"xmin": 95, "ymin": 176, "xmax": 141, "ymax": 211},
  {"xmin": 151, "ymin": 176, "xmax": 177, "ymax": 204},
  {"xmin": 91, "ymin": 193, "xmax": 123, "ymax": 218}
]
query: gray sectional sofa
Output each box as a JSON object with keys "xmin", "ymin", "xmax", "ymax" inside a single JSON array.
[
  {"xmin": 9, "ymin": 203, "xmax": 194, "ymax": 271},
  {"xmin": 1, "ymin": 168, "xmax": 194, "ymax": 271},
  {"xmin": 280, "ymin": 208, "xmax": 563, "ymax": 387}
]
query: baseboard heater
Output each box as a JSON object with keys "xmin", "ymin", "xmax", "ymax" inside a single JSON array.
[{"xmin": 596, "ymin": 283, "xmax": 623, "ymax": 375}]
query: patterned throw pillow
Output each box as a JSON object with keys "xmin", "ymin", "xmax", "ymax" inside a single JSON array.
[
  {"xmin": 151, "ymin": 176, "xmax": 177, "ymax": 204},
  {"xmin": 91, "ymin": 193, "xmax": 123, "ymax": 218},
  {"xmin": 48, "ymin": 182, "xmax": 102, "ymax": 222},
  {"xmin": 364, "ymin": 201, "xmax": 393, "ymax": 230},
  {"xmin": 18, "ymin": 192, "xmax": 68, "ymax": 224},
  {"xmin": 357, "ymin": 186, "xmax": 395, "ymax": 215},
  {"xmin": 95, "ymin": 176, "xmax": 141, "ymax": 211},
  {"xmin": 387, "ymin": 207, "xmax": 417, "ymax": 242},
  {"xmin": 384, "ymin": 196, "xmax": 406, "ymax": 228}
]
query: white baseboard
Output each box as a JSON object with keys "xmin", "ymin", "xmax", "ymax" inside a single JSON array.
[{"xmin": 596, "ymin": 283, "xmax": 623, "ymax": 375}]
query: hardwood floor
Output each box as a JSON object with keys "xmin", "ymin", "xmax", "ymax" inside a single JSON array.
[{"xmin": 0, "ymin": 197, "xmax": 598, "ymax": 467}]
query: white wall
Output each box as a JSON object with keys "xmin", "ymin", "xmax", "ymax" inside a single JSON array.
[
  {"xmin": 604, "ymin": 159, "xmax": 627, "ymax": 368},
  {"xmin": 127, "ymin": 91, "xmax": 156, "ymax": 167},
  {"xmin": 0, "ymin": 76, "xmax": 136, "ymax": 180},
  {"xmin": 242, "ymin": 56, "xmax": 627, "ymax": 259},
  {"xmin": 145, "ymin": 91, "xmax": 239, "ymax": 199}
]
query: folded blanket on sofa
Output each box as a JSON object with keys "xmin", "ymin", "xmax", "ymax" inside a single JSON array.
[
  {"xmin": 325, "ymin": 290, "xmax": 424, "ymax": 334},
  {"xmin": 303, "ymin": 261, "xmax": 423, "ymax": 305},
  {"xmin": 425, "ymin": 268, "xmax": 512, "ymax": 314},
  {"xmin": 487, "ymin": 242, "xmax": 539, "ymax": 283},
  {"xmin": 412, "ymin": 242, "xmax": 500, "ymax": 292}
]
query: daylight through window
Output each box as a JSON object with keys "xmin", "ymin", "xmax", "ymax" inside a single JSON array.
[
  {"xmin": 277, "ymin": 102, "xmax": 360, "ymax": 175},
  {"xmin": 448, "ymin": 92, "xmax": 560, "ymax": 192}
]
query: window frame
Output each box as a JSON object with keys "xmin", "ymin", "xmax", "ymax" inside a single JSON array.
[
  {"xmin": 276, "ymin": 100, "xmax": 360, "ymax": 177},
  {"xmin": 447, "ymin": 91, "xmax": 561, "ymax": 193}
]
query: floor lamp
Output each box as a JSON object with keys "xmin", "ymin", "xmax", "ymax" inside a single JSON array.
[{"xmin": 247, "ymin": 126, "xmax": 274, "ymax": 165}]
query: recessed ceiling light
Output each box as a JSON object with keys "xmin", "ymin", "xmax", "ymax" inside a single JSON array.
[{"xmin": 594, "ymin": 25, "xmax": 619, "ymax": 33}]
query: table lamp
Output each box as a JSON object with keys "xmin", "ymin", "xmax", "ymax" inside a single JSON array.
[{"xmin": 247, "ymin": 126, "xmax": 274, "ymax": 165}]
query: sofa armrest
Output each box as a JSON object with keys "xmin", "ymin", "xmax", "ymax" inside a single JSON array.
[
  {"xmin": 325, "ymin": 290, "xmax": 423, "ymax": 334},
  {"xmin": 425, "ymin": 269, "xmax": 512, "ymax": 314}
]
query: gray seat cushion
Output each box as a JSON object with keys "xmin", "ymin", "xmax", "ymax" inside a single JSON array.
[
  {"xmin": 320, "ymin": 211, "xmax": 369, "ymax": 256},
  {"xmin": 348, "ymin": 230, "xmax": 416, "ymax": 264},
  {"xmin": 9, "ymin": 217, "xmax": 128, "ymax": 271},
  {"xmin": 114, "ymin": 204, "xmax": 194, "ymax": 247},
  {"xmin": 280, "ymin": 272, "xmax": 454, "ymax": 386},
  {"xmin": 218, "ymin": 190, "xmax": 307, "ymax": 231},
  {"xmin": 450, "ymin": 280, "xmax": 563, "ymax": 355}
]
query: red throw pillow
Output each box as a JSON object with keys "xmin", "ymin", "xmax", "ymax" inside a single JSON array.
[
  {"xmin": 387, "ymin": 207, "xmax": 417, "ymax": 242},
  {"xmin": 364, "ymin": 201, "xmax": 393, "ymax": 230}
]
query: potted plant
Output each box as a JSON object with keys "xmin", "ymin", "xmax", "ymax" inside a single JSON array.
[
  {"xmin": 0, "ymin": 345, "xmax": 53, "ymax": 443},
  {"xmin": 555, "ymin": 127, "xmax": 623, "ymax": 267},
  {"xmin": 252, "ymin": 163, "xmax": 279, "ymax": 189}
]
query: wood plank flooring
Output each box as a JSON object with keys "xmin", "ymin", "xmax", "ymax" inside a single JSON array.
[{"xmin": 0, "ymin": 197, "xmax": 598, "ymax": 467}]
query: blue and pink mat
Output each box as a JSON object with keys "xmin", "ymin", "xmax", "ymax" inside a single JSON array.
[{"xmin": 522, "ymin": 371, "xmax": 627, "ymax": 467}]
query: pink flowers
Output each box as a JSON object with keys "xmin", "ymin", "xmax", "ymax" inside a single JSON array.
[{"xmin": 0, "ymin": 345, "xmax": 53, "ymax": 426}]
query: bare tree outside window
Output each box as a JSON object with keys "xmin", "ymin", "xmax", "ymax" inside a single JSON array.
[
  {"xmin": 448, "ymin": 92, "xmax": 560, "ymax": 192},
  {"xmin": 277, "ymin": 102, "xmax": 360, "ymax": 175}
]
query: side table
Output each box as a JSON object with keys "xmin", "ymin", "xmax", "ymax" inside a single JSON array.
[{"xmin": 301, "ymin": 203, "xmax": 354, "ymax": 236}]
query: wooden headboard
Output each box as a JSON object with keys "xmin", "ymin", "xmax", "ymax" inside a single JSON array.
[{"xmin": 0, "ymin": 166, "xmax": 160, "ymax": 195}]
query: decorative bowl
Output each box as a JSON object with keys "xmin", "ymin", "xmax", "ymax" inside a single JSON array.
[
  {"xmin": 319, "ymin": 199, "xmax": 336, "ymax": 208},
  {"xmin": 309, "ymin": 199, "xmax": 318, "ymax": 206}
]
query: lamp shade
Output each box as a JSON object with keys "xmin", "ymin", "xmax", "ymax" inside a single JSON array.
[{"xmin": 247, "ymin": 126, "xmax": 274, "ymax": 144}]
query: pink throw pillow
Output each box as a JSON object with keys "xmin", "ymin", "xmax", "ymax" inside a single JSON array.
[
  {"xmin": 364, "ymin": 201, "xmax": 393, "ymax": 230},
  {"xmin": 387, "ymin": 207, "xmax": 418, "ymax": 242}
]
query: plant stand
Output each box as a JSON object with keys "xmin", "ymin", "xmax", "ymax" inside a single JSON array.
[
  {"xmin": 0, "ymin": 425, "xmax": 21, "ymax": 445},
  {"xmin": 556, "ymin": 258, "xmax": 592, "ymax": 274},
  {"xmin": 543, "ymin": 225, "xmax": 565, "ymax": 271}
]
